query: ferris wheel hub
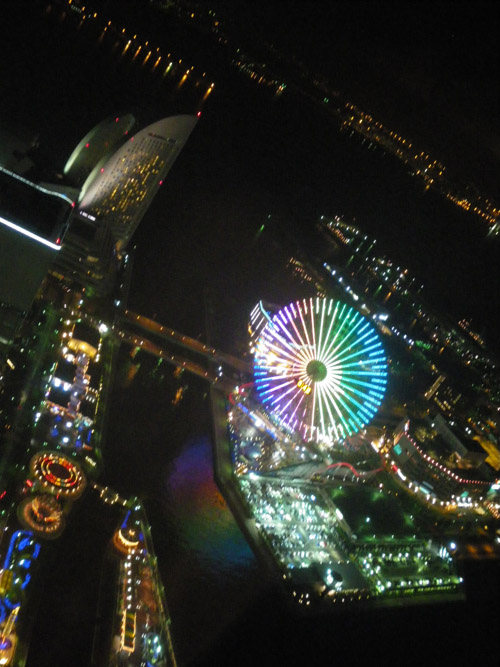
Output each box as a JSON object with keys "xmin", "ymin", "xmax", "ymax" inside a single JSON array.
[{"xmin": 306, "ymin": 359, "xmax": 327, "ymax": 383}]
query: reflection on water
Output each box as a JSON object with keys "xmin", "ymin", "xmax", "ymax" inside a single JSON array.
[
  {"xmin": 154, "ymin": 435, "xmax": 266, "ymax": 665},
  {"xmin": 4, "ymin": 5, "xmax": 500, "ymax": 665},
  {"xmin": 106, "ymin": 352, "xmax": 267, "ymax": 665},
  {"xmin": 165, "ymin": 438, "xmax": 255, "ymax": 572}
]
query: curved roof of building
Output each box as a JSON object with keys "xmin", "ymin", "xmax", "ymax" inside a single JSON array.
[
  {"xmin": 64, "ymin": 114, "xmax": 136, "ymax": 187},
  {"xmin": 79, "ymin": 115, "xmax": 198, "ymax": 248}
]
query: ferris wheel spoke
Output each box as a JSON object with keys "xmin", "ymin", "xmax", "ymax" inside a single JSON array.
[
  {"xmin": 338, "ymin": 382, "xmax": 376, "ymax": 421},
  {"xmin": 309, "ymin": 297, "xmax": 318, "ymax": 358},
  {"xmin": 319, "ymin": 370, "xmax": 365, "ymax": 433},
  {"xmin": 320, "ymin": 303, "xmax": 351, "ymax": 364},
  {"xmin": 269, "ymin": 382, "xmax": 301, "ymax": 408},
  {"xmin": 316, "ymin": 382, "xmax": 328, "ymax": 438},
  {"xmin": 272, "ymin": 316, "xmax": 301, "ymax": 350},
  {"xmin": 333, "ymin": 328, "xmax": 380, "ymax": 363},
  {"xmin": 319, "ymin": 380, "xmax": 351, "ymax": 432},
  {"xmin": 297, "ymin": 300, "xmax": 315, "ymax": 357},
  {"xmin": 261, "ymin": 333, "xmax": 302, "ymax": 363},
  {"xmin": 276, "ymin": 388, "xmax": 306, "ymax": 420},
  {"xmin": 326, "ymin": 312, "xmax": 366, "ymax": 363},
  {"xmin": 253, "ymin": 298, "xmax": 387, "ymax": 444},
  {"xmin": 258, "ymin": 379, "xmax": 296, "ymax": 397},
  {"xmin": 315, "ymin": 297, "xmax": 328, "ymax": 363},
  {"xmin": 330, "ymin": 318, "xmax": 371, "ymax": 360},
  {"xmin": 280, "ymin": 387, "xmax": 306, "ymax": 420},
  {"xmin": 317, "ymin": 299, "xmax": 339, "ymax": 363},
  {"xmin": 279, "ymin": 308, "xmax": 314, "ymax": 361},
  {"xmin": 309, "ymin": 382, "xmax": 317, "ymax": 436}
]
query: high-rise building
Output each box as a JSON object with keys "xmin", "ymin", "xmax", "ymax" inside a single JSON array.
[
  {"xmin": 0, "ymin": 166, "xmax": 73, "ymax": 247},
  {"xmin": 63, "ymin": 114, "xmax": 136, "ymax": 188},
  {"xmin": 0, "ymin": 167, "xmax": 73, "ymax": 347},
  {"xmin": 52, "ymin": 209, "xmax": 117, "ymax": 295},
  {"xmin": 78, "ymin": 115, "xmax": 198, "ymax": 250}
]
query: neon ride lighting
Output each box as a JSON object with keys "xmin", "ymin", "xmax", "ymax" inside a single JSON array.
[
  {"xmin": 18, "ymin": 494, "xmax": 65, "ymax": 538},
  {"xmin": 38, "ymin": 456, "xmax": 77, "ymax": 487},
  {"xmin": 3, "ymin": 531, "xmax": 40, "ymax": 571},
  {"xmin": 0, "ymin": 531, "xmax": 41, "ymax": 618},
  {"xmin": 253, "ymin": 297, "xmax": 388, "ymax": 444},
  {"xmin": 29, "ymin": 452, "xmax": 86, "ymax": 498}
]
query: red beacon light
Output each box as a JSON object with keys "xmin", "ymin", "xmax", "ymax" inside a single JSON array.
[{"xmin": 197, "ymin": 111, "xmax": 202, "ymax": 117}]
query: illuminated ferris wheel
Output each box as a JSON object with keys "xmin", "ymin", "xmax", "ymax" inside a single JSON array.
[{"xmin": 253, "ymin": 297, "xmax": 388, "ymax": 443}]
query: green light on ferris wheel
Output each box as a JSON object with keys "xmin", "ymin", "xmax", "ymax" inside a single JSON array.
[{"xmin": 253, "ymin": 297, "xmax": 388, "ymax": 443}]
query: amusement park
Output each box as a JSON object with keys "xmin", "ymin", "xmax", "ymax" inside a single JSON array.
[
  {"xmin": 1, "ymin": 221, "xmax": 499, "ymax": 662},
  {"xmin": 208, "ymin": 291, "xmax": 499, "ymax": 609},
  {"xmin": 251, "ymin": 297, "xmax": 387, "ymax": 445},
  {"xmin": 0, "ymin": 1, "xmax": 499, "ymax": 659}
]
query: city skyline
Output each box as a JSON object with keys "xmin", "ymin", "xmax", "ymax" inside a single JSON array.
[{"xmin": 0, "ymin": 1, "xmax": 499, "ymax": 665}]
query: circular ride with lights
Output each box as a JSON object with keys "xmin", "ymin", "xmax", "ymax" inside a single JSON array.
[
  {"xmin": 253, "ymin": 297, "xmax": 388, "ymax": 444},
  {"xmin": 29, "ymin": 451, "xmax": 87, "ymax": 499},
  {"xmin": 18, "ymin": 493, "xmax": 65, "ymax": 538},
  {"xmin": 113, "ymin": 526, "xmax": 141, "ymax": 555}
]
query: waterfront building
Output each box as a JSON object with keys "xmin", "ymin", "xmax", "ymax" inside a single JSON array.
[
  {"xmin": 233, "ymin": 443, "xmax": 464, "ymax": 608},
  {"xmin": 391, "ymin": 418, "xmax": 491, "ymax": 502},
  {"xmin": 0, "ymin": 167, "xmax": 73, "ymax": 348},
  {"xmin": 79, "ymin": 115, "xmax": 198, "ymax": 250},
  {"xmin": 0, "ymin": 167, "xmax": 73, "ymax": 248},
  {"xmin": 63, "ymin": 114, "xmax": 136, "ymax": 188},
  {"xmin": 109, "ymin": 504, "xmax": 178, "ymax": 665},
  {"xmin": 53, "ymin": 209, "xmax": 117, "ymax": 296}
]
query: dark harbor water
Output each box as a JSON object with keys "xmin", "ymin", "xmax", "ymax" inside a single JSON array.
[
  {"xmin": 105, "ymin": 353, "xmax": 500, "ymax": 667},
  {"xmin": 104, "ymin": 359, "xmax": 267, "ymax": 664},
  {"xmin": 2, "ymin": 2, "xmax": 500, "ymax": 665},
  {"xmin": 3, "ymin": 3, "xmax": 498, "ymax": 347}
]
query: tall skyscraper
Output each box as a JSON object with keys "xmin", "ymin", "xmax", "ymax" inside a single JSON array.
[
  {"xmin": 78, "ymin": 115, "xmax": 198, "ymax": 250},
  {"xmin": 63, "ymin": 114, "xmax": 136, "ymax": 188},
  {"xmin": 53, "ymin": 209, "xmax": 117, "ymax": 295},
  {"xmin": 0, "ymin": 167, "xmax": 73, "ymax": 346}
]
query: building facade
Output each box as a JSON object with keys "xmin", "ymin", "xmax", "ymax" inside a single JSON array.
[
  {"xmin": 78, "ymin": 115, "xmax": 198, "ymax": 250},
  {"xmin": 63, "ymin": 114, "xmax": 136, "ymax": 188},
  {"xmin": 0, "ymin": 167, "xmax": 73, "ymax": 347}
]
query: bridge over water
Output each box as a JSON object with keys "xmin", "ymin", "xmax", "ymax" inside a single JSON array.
[
  {"xmin": 113, "ymin": 310, "xmax": 252, "ymax": 393},
  {"xmin": 122, "ymin": 310, "xmax": 253, "ymax": 375}
]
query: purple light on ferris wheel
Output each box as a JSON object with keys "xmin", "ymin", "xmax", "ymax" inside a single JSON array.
[{"xmin": 253, "ymin": 297, "xmax": 388, "ymax": 443}]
